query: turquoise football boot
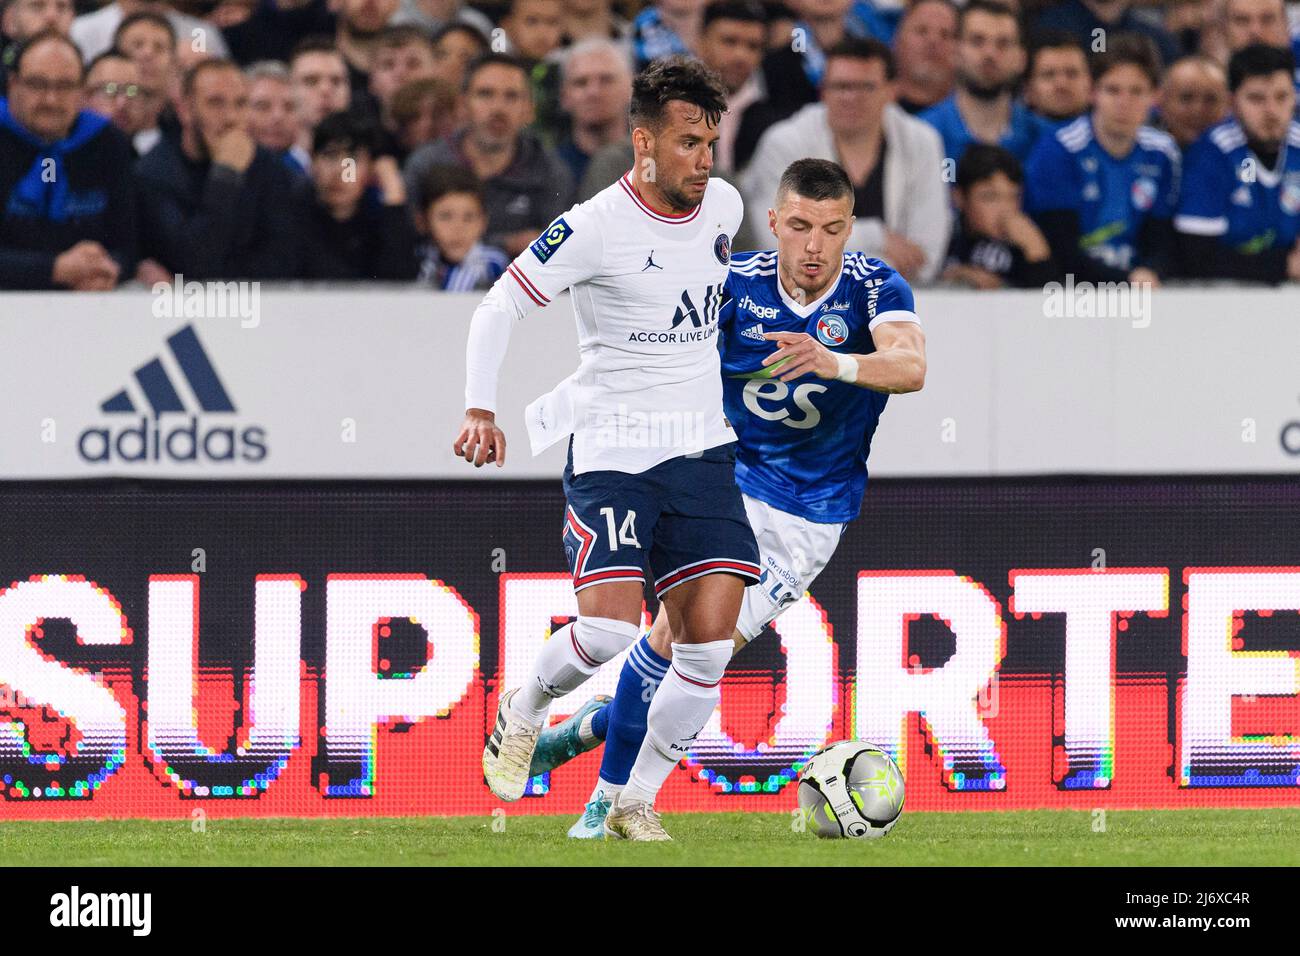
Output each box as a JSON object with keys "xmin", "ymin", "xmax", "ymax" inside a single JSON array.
[
  {"xmin": 529, "ymin": 695, "xmax": 611, "ymax": 776},
  {"xmin": 567, "ymin": 789, "xmax": 612, "ymax": 839}
]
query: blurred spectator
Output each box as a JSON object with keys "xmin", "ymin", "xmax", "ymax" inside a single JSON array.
[
  {"xmin": 890, "ymin": 0, "xmax": 957, "ymax": 114},
  {"xmin": 386, "ymin": 74, "xmax": 456, "ymax": 159},
  {"xmin": 554, "ymin": 38, "xmax": 631, "ymax": 184},
  {"xmin": 848, "ymin": 0, "xmax": 900, "ymax": 43},
  {"xmin": 404, "ymin": 53, "xmax": 574, "ymax": 257},
  {"xmin": 1175, "ymin": 43, "xmax": 1300, "ymax": 282},
  {"xmin": 1031, "ymin": 0, "xmax": 1179, "ymax": 67},
  {"xmin": 289, "ymin": 37, "xmax": 350, "ymax": 172},
  {"xmin": 1, "ymin": 0, "xmax": 74, "ymax": 93},
  {"xmin": 0, "ymin": 31, "xmax": 136, "ymax": 288},
  {"xmin": 368, "ymin": 24, "xmax": 435, "ymax": 113},
  {"xmin": 135, "ymin": 58, "xmax": 297, "ymax": 279},
  {"xmin": 760, "ymin": 0, "xmax": 855, "ymax": 121},
  {"xmin": 1157, "ymin": 53, "xmax": 1228, "ymax": 148},
  {"xmin": 333, "ymin": 0, "xmax": 401, "ymax": 103},
  {"xmin": 391, "ymin": 0, "xmax": 491, "ymax": 38},
  {"xmin": 920, "ymin": 0, "xmax": 1038, "ymax": 164},
  {"xmin": 429, "ymin": 20, "xmax": 487, "ymax": 89},
  {"xmin": 72, "ymin": 0, "xmax": 228, "ymax": 63},
  {"xmin": 1164, "ymin": 0, "xmax": 1212, "ymax": 58},
  {"xmin": 698, "ymin": 0, "xmax": 769, "ymax": 173},
  {"xmin": 1023, "ymin": 29, "xmax": 1091, "ymax": 124},
  {"xmin": 83, "ymin": 49, "xmax": 149, "ymax": 150},
  {"xmin": 413, "ymin": 162, "xmax": 508, "ymax": 289},
  {"xmin": 246, "ymin": 60, "xmax": 300, "ymax": 167},
  {"xmin": 763, "ymin": 0, "xmax": 797, "ymax": 51},
  {"xmin": 293, "ymin": 109, "xmax": 418, "ymax": 279},
  {"xmin": 1025, "ymin": 33, "xmax": 1178, "ymax": 285},
  {"xmin": 502, "ymin": 0, "xmax": 565, "ymax": 144},
  {"xmin": 113, "ymin": 10, "xmax": 177, "ymax": 155},
  {"xmin": 560, "ymin": 0, "xmax": 631, "ymax": 45},
  {"xmin": 221, "ymin": 0, "xmax": 335, "ymax": 66},
  {"xmin": 943, "ymin": 143, "xmax": 1055, "ymax": 287},
  {"xmin": 1217, "ymin": 0, "xmax": 1292, "ymax": 56},
  {"xmin": 742, "ymin": 38, "xmax": 951, "ymax": 282},
  {"xmin": 633, "ymin": 0, "xmax": 708, "ymax": 70}
]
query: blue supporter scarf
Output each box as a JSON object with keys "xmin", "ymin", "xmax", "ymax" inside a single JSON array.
[{"xmin": 0, "ymin": 99, "xmax": 108, "ymax": 223}]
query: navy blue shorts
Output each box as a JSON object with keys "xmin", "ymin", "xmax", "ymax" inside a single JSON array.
[{"xmin": 562, "ymin": 442, "xmax": 761, "ymax": 599}]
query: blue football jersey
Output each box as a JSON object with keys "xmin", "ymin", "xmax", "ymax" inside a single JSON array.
[
  {"xmin": 1025, "ymin": 115, "xmax": 1180, "ymax": 271},
  {"xmin": 720, "ymin": 251, "xmax": 918, "ymax": 524},
  {"xmin": 1174, "ymin": 118, "xmax": 1300, "ymax": 253}
]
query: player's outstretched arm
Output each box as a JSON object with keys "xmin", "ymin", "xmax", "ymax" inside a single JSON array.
[{"xmin": 760, "ymin": 322, "xmax": 926, "ymax": 393}]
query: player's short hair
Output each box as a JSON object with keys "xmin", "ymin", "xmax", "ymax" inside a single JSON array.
[
  {"xmin": 958, "ymin": 0, "xmax": 1021, "ymax": 42},
  {"xmin": 1228, "ymin": 42, "xmax": 1295, "ymax": 92},
  {"xmin": 181, "ymin": 56, "xmax": 240, "ymax": 98},
  {"xmin": 415, "ymin": 162, "xmax": 486, "ymax": 212},
  {"xmin": 776, "ymin": 158, "xmax": 854, "ymax": 206},
  {"xmin": 955, "ymin": 143, "xmax": 1024, "ymax": 191},
  {"xmin": 1026, "ymin": 28, "xmax": 1087, "ymax": 76},
  {"xmin": 312, "ymin": 109, "xmax": 381, "ymax": 156},
  {"xmin": 823, "ymin": 37, "xmax": 896, "ymax": 81},
  {"xmin": 630, "ymin": 55, "xmax": 728, "ymax": 132},
  {"xmin": 1089, "ymin": 32, "xmax": 1161, "ymax": 86},
  {"xmin": 702, "ymin": 0, "xmax": 767, "ymax": 30},
  {"xmin": 14, "ymin": 29, "xmax": 83, "ymax": 78},
  {"xmin": 463, "ymin": 51, "xmax": 530, "ymax": 94}
]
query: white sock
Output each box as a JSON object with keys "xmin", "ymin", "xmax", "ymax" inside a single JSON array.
[
  {"xmin": 621, "ymin": 639, "xmax": 732, "ymax": 806},
  {"xmin": 512, "ymin": 617, "xmax": 639, "ymax": 725},
  {"xmin": 590, "ymin": 778, "xmax": 622, "ymax": 804}
]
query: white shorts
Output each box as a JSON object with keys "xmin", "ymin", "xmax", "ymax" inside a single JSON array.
[{"xmin": 735, "ymin": 494, "xmax": 846, "ymax": 642}]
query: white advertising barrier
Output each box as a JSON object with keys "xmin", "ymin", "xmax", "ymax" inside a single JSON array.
[{"xmin": 0, "ymin": 283, "xmax": 1298, "ymax": 478}]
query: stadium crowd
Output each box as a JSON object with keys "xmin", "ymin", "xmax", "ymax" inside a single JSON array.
[{"xmin": 1, "ymin": 0, "xmax": 1299, "ymax": 290}]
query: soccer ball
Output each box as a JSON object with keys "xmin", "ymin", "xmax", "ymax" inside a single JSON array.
[{"xmin": 797, "ymin": 740, "xmax": 905, "ymax": 839}]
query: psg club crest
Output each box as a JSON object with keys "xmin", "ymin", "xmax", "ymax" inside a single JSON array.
[
  {"xmin": 714, "ymin": 233, "xmax": 730, "ymax": 264},
  {"xmin": 1131, "ymin": 177, "xmax": 1157, "ymax": 211},
  {"xmin": 816, "ymin": 314, "xmax": 848, "ymax": 346}
]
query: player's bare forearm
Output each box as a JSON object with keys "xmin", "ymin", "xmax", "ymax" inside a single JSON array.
[
  {"xmin": 761, "ymin": 323, "xmax": 926, "ymax": 393},
  {"xmin": 853, "ymin": 321, "xmax": 926, "ymax": 393}
]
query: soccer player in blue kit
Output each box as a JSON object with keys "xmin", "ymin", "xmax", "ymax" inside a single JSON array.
[{"xmin": 528, "ymin": 158, "xmax": 928, "ymax": 838}]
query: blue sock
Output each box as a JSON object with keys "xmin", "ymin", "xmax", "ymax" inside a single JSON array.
[{"xmin": 596, "ymin": 636, "xmax": 669, "ymax": 786}]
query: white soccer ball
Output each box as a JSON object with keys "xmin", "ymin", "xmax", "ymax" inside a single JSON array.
[{"xmin": 797, "ymin": 740, "xmax": 905, "ymax": 839}]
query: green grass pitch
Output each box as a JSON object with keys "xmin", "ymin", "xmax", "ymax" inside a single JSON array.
[{"xmin": 2, "ymin": 809, "xmax": 1298, "ymax": 866}]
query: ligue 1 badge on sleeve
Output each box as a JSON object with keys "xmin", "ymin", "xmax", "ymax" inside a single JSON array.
[{"xmin": 714, "ymin": 233, "xmax": 730, "ymax": 265}]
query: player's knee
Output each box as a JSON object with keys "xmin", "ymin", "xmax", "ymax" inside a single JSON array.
[{"xmin": 572, "ymin": 616, "xmax": 639, "ymax": 669}]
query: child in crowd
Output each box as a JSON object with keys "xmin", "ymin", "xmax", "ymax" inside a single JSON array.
[
  {"xmin": 415, "ymin": 163, "xmax": 510, "ymax": 291},
  {"xmin": 944, "ymin": 143, "xmax": 1056, "ymax": 289}
]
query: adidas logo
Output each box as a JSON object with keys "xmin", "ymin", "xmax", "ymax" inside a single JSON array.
[
  {"xmin": 78, "ymin": 325, "xmax": 268, "ymax": 464},
  {"xmin": 742, "ymin": 323, "xmax": 767, "ymax": 342}
]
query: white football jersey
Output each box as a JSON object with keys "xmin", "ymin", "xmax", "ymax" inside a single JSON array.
[{"xmin": 480, "ymin": 172, "xmax": 744, "ymax": 476}]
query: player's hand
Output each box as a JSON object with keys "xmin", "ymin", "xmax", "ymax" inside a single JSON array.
[
  {"xmin": 454, "ymin": 408, "xmax": 506, "ymax": 468},
  {"xmin": 761, "ymin": 331, "xmax": 840, "ymax": 382}
]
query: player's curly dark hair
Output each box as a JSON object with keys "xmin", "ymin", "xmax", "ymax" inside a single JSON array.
[{"xmin": 630, "ymin": 56, "xmax": 728, "ymax": 132}]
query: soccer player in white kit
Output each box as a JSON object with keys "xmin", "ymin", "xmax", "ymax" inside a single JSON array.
[{"xmin": 454, "ymin": 57, "xmax": 762, "ymax": 841}]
